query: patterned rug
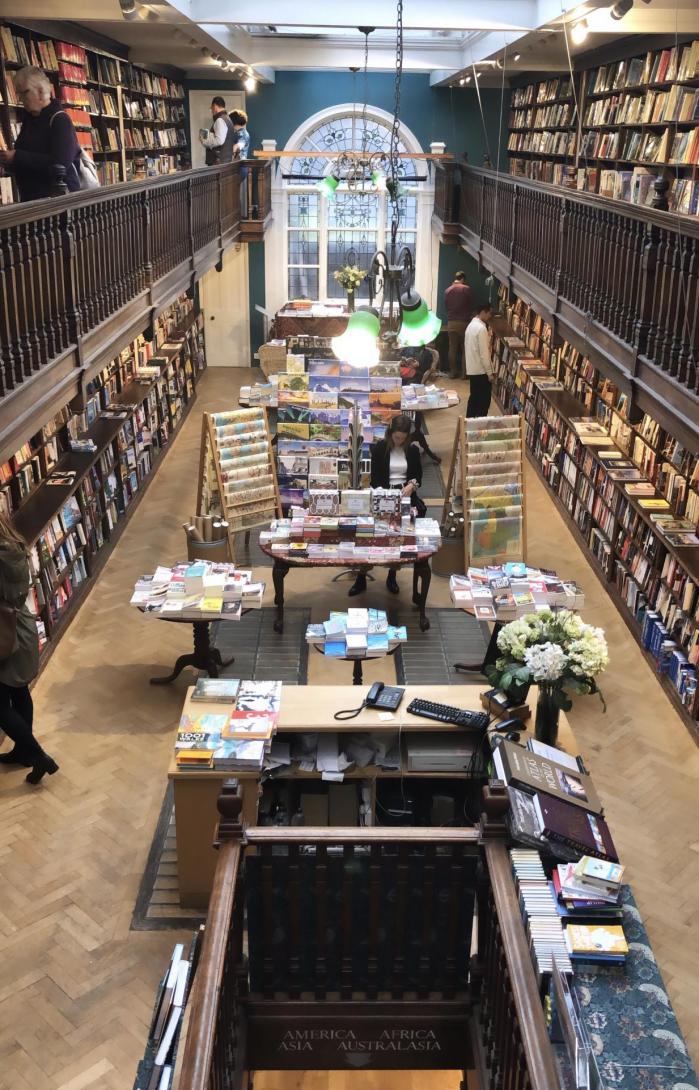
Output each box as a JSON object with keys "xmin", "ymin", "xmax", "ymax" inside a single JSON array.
[{"xmin": 392, "ymin": 607, "xmax": 490, "ymax": 686}]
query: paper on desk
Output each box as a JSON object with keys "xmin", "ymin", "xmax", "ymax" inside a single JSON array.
[
  {"xmin": 378, "ymin": 712, "xmax": 395, "ymax": 722},
  {"xmin": 266, "ymin": 741, "xmax": 291, "ymax": 768},
  {"xmin": 321, "ymin": 771, "xmax": 345, "ymax": 782},
  {"xmin": 317, "ymin": 734, "xmax": 353, "ymax": 776}
]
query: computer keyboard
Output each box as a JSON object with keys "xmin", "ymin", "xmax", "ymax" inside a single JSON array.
[{"xmin": 406, "ymin": 698, "xmax": 490, "ymax": 730}]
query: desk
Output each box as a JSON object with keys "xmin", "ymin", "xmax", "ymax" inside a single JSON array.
[
  {"xmin": 272, "ymin": 309, "xmax": 348, "ymax": 339},
  {"xmin": 259, "ymin": 540, "xmax": 436, "ymax": 633},
  {"xmin": 168, "ymin": 682, "xmax": 575, "ymax": 907}
]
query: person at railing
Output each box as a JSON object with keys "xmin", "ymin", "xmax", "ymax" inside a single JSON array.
[
  {"xmin": 465, "ymin": 302, "xmax": 495, "ymax": 418},
  {"xmin": 230, "ymin": 108, "xmax": 251, "ymax": 217},
  {"xmin": 199, "ymin": 97, "xmax": 236, "ymax": 165},
  {"xmin": 0, "ymin": 514, "xmax": 58, "ymax": 785},
  {"xmin": 0, "ymin": 66, "xmax": 81, "ymax": 201},
  {"xmin": 444, "ymin": 271, "xmax": 474, "ymax": 379}
]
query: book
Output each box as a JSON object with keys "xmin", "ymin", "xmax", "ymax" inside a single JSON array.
[
  {"xmin": 223, "ymin": 711, "xmax": 277, "ymax": 741},
  {"xmin": 564, "ymin": 922, "xmax": 628, "ymax": 956},
  {"xmin": 533, "ymin": 793, "xmax": 618, "ymax": 861},
  {"xmin": 492, "ymin": 740, "xmax": 602, "ymax": 814},
  {"xmin": 190, "ymin": 678, "xmax": 240, "ymax": 703}
]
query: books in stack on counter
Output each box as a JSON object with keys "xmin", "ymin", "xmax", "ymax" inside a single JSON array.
[
  {"xmin": 564, "ymin": 922, "xmax": 628, "ymax": 964},
  {"xmin": 492, "ymin": 739, "xmax": 603, "ymax": 814},
  {"xmin": 191, "ymin": 679, "xmax": 241, "ymax": 703},
  {"xmin": 507, "ymin": 786, "xmax": 618, "ymax": 862},
  {"xmin": 174, "ymin": 681, "xmax": 282, "ymax": 769}
]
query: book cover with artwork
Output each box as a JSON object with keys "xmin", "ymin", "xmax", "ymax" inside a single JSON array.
[{"xmin": 492, "ymin": 739, "xmax": 602, "ymax": 813}]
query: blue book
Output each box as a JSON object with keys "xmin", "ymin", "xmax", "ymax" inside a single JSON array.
[{"xmin": 325, "ymin": 639, "xmax": 347, "ymax": 658}]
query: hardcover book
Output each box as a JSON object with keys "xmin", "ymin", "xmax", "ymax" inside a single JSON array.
[
  {"xmin": 492, "ymin": 739, "xmax": 603, "ymax": 814},
  {"xmin": 533, "ymin": 793, "xmax": 618, "ymax": 861}
]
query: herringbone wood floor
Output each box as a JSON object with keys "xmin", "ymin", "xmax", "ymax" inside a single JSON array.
[{"xmin": 0, "ymin": 368, "xmax": 697, "ymax": 1090}]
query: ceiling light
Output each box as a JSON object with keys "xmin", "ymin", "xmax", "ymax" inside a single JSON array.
[
  {"xmin": 570, "ymin": 18, "xmax": 589, "ymax": 44},
  {"xmin": 459, "ymin": 77, "xmax": 465, "ymax": 85},
  {"xmin": 244, "ymin": 75, "xmax": 257, "ymax": 92},
  {"xmin": 610, "ymin": 0, "xmax": 633, "ymax": 18},
  {"xmin": 119, "ymin": 0, "xmax": 138, "ymax": 19},
  {"xmin": 513, "ymin": 52, "xmax": 521, "ymax": 61},
  {"xmin": 465, "ymin": 74, "xmax": 472, "ymax": 83},
  {"xmin": 331, "ymin": 308, "xmax": 381, "ymax": 367}
]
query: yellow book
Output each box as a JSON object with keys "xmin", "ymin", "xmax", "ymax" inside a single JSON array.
[
  {"xmin": 200, "ymin": 597, "xmax": 223, "ymax": 615},
  {"xmin": 565, "ymin": 924, "xmax": 628, "ymax": 955},
  {"xmin": 175, "ymin": 749, "xmax": 213, "ymax": 767}
]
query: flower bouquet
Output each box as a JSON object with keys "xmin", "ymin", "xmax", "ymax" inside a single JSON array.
[
  {"xmin": 485, "ymin": 610, "xmax": 608, "ymax": 744},
  {"xmin": 333, "ymin": 265, "xmax": 367, "ymax": 311}
]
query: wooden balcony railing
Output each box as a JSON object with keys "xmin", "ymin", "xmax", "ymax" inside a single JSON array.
[
  {"xmin": 431, "ymin": 161, "xmax": 460, "ymax": 244},
  {"xmin": 175, "ymin": 785, "xmax": 562, "ymax": 1090},
  {"xmin": 239, "ymin": 158, "xmax": 273, "ymax": 243},
  {"xmin": 0, "ymin": 159, "xmax": 271, "ymax": 460},
  {"xmin": 452, "ymin": 166, "xmax": 699, "ymax": 447}
]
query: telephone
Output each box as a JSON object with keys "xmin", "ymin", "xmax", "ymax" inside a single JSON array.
[{"xmin": 365, "ymin": 682, "xmax": 405, "ymax": 712}]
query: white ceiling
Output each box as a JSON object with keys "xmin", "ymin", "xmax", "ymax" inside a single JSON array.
[{"xmin": 6, "ymin": 0, "xmax": 699, "ymax": 86}]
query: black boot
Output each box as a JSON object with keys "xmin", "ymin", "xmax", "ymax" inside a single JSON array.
[
  {"xmin": 0, "ymin": 746, "xmax": 33, "ymax": 767},
  {"xmin": 386, "ymin": 572, "xmax": 400, "ymax": 594},
  {"xmin": 348, "ymin": 573, "xmax": 367, "ymax": 597},
  {"xmin": 26, "ymin": 753, "xmax": 59, "ymax": 785}
]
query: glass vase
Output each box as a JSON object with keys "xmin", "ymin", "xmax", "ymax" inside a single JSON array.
[
  {"xmin": 535, "ymin": 684, "xmax": 560, "ymax": 747},
  {"xmin": 346, "ymin": 290, "xmax": 355, "ymax": 313}
]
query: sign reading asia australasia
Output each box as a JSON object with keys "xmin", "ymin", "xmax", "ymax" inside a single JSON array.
[{"xmin": 249, "ymin": 1021, "xmax": 469, "ymax": 1070}]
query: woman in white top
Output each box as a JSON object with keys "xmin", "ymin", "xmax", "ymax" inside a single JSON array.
[{"xmin": 348, "ymin": 415, "xmax": 423, "ymax": 597}]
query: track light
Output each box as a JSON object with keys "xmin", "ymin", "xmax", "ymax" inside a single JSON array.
[
  {"xmin": 610, "ymin": 0, "xmax": 633, "ymax": 18},
  {"xmin": 244, "ymin": 75, "xmax": 257, "ymax": 92},
  {"xmin": 465, "ymin": 74, "xmax": 472, "ymax": 83},
  {"xmin": 513, "ymin": 52, "xmax": 521, "ymax": 61},
  {"xmin": 570, "ymin": 19, "xmax": 589, "ymax": 44},
  {"xmin": 119, "ymin": 0, "xmax": 139, "ymax": 19},
  {"xmin": 459, "ymin": 77, "xmax": 465, "ymax": 85}
]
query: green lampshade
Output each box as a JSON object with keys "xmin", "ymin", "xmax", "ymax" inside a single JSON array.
[
  {"xmin": 317, "ymin": 173, "xmax": 339, "ymax": 200},
  {"xmin": 331, "ymin": 306, "xmax": 381, "ymax": 365},
  {"xmin": 397, "ymin": 291, "xmax": 442, "ymax": 347},
  {"xmin": 371, "ymin": 168, "xmax": 387, "ymax": 191}
]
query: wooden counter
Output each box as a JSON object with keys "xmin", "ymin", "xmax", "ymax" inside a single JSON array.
[{"xmin": 168, "ymin": 683, "xmax": 575, "ymax": 906}]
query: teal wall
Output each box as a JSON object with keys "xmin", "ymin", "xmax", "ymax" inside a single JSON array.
[{"xmin": 188, "ymin": 73, "xmax": 508, "ymax": 356}]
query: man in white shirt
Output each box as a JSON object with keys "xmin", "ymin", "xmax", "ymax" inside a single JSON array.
[
  {"xmin": 464, "ymin": 302, "xmax": 495, "ymax": 418},
  {"xmin": 199, "ymin": 97, "xmax": 235, "ymax": 165}
]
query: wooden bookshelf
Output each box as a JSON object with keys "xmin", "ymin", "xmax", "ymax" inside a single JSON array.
[
  {"xmin": 493, "ymin": 287, "xmax": 699, "ymax": 740},
  {"xmin": 4, "ymin": 295, "xmax": 205, "ymax": 669},
  {"xmin": 0, "ymin": 20, "xmax": 188, "ymax": 196},
  {"xmin": 508, "ymin": 39, "xmax": 699, "ymax": 215}
]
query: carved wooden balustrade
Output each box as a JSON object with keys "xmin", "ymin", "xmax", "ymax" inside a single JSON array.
[
  {"xmin": 0, "ymin": 159, "xmax": 271, "ymax": 460},
  {"xmin": 239, "ymin": 158, "xmax": 273, "ymax": 243},
  {"xmin": 175, "ymin": 784, "xmax": 562, "ymax": 1090},
  {"xmin": 450, "ymin": 166, "xmax": 699, "ymax": 448}
]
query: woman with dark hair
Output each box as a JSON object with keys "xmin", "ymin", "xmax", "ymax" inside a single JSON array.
[
  {"xmin": 0, "ymin": 513, "xmax": 58, "ymax": 784},
  {"xmin": 348, "ymin": 414, "xmax": 423, "ymax": 597}
]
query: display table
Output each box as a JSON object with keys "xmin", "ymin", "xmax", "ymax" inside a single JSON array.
[
  {"xmin": 272, "ymin": 307, "xmax": 349, "ymax": 339},
  {"xmin": 259, "ymin": 539, "xmax": 436, "ymax": 633},
  {"xmin": 146, "ymin": 616, "xmax": 238, "ymax": 685},
  {"xmin": 168, "ymin": 682, "xmax": 576, "ymax": 907}
]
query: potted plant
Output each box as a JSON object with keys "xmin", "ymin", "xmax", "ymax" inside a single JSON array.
[
  {"xmin": 333, "ymin": 265, "xmax": 367, "ymax": 312},
  {"xmin": 485, "ymin": 610, "xmax": 608, "ymax": 745}
]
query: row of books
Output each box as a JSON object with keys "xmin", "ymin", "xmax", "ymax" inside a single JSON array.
[
  {"xmin": 511, "ymin": 78, "xmax": 572, "ymax": 109},
  {"xmin": 509, "ymin": 103, "xmax": 575, "ymax": 131},
  {"xmin": 175, "ymin": 680, "xmax": 283, "ymax": 771},
  {"xmin": 0, "ymin": 26, "xmax": 59, "ymax": 69},
  {"xmin": 507, "ymin": 130, "xmax": 576, "ymax": 158},
  {"xmin": 137, "ymin": 938, "xmax": 198, "ymax": 1090},
  {"xmin": 587, "ymin": 41, "xmax": 699, "ymax": 96},
  {"xmin": 449, "ymin": 564, "xmax": 584, "ymax": 621},
  {"xmin": 584, "ymin": 86, "xmax": 699, "ymax": 127},
  {"xmin": 130, "ymin": 562, "xmax": 265, "ymax": 619},
  {"xmin": 305, "ymin": 608, "xmax": 408, "ymax": 659}
]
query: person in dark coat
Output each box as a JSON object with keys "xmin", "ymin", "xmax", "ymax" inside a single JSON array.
[
  {"xmin": 0, "ymin": 66, "xmax": 81, "ymax": 201},
  {"xmin": 348, "ymin": 414, "xmax": 423, "ymax": 597},
  {"xmin": 0, "ymin": 514, "xmax": 58, "ymax": 784}
]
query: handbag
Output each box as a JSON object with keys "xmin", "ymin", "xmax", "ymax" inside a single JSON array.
[
  {"xmin": 50, "ymin": 111, "xmax": 100, "ymax": 190},
  {"xmin": 0, "ymin": 605, "xmax": 17, "ymax": 660}
]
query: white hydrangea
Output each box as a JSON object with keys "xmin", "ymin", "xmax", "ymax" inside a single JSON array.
[
  {"xmin": 523, "ymin": 641, "xmax": 568, "ymax": 682},
  {"xmin": 567, "ymin": 627, "xmax": 608, "ymax": 677}
]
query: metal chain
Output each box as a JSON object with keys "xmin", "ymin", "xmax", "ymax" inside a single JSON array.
[
  {"xmin": 389, "ymin": 0, "xmax": 404, "ymax": 258},
  {"xmin": 361, "ymin": 31, "xmax": 369, "ymax": 158}
]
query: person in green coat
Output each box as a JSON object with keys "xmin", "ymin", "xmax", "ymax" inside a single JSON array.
[{"xmin": 0, "ymin": 514, "xmax": 58, "ymax": 784}]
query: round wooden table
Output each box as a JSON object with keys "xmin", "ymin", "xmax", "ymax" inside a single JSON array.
[{"xmin": 258, "ymin": 540, "xmax": 439, "ymax": 633}]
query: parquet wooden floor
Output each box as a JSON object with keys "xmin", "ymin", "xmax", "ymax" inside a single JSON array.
[{"xmin": 0, "ymin": 368, "xmax": 697, "ymax": 1090}]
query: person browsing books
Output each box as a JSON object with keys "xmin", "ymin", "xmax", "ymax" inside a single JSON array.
[
  {"xmin": 465, "ymin": 302, "xmax": 495, "ymax": 418},
  {"xmin": 0, "ymin": 66, "xmax": 81, "ymax": 201},
  {"xmin": 444, "ymin": 271, "xmax": 474, "ymax": 378},
  {"xmin": 199, "ymin": 96, "xmax": 236, "ymax": 165},
  {"xmin": 0, "ymin": 513, "xmax": 58, "ymax": 784},
  {"xmin": 348, "ymin": 415, "xmax": 423, "ymax": 598}
]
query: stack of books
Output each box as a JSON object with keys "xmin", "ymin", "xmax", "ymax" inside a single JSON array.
[
  {"xmin": 510, "ymin": 849, "xmax": 573, "ymax": 981},
  {"xmin": 144, "ymin": 940, "xmax": 195, "ymax": 1090},
  {"xmin": 450, "ymin": 564, "xmax": 584, "ymax": 620},
  {"xmin": 305, "ymin": 609, "xmax": 407, "ymax": 659},
  {"xmin": 260, "ymin": 504, "xmax": 442, "ymax": 562},
  {"xmin": 175, "ymin": 679, "xmax": 282, "ymax": 770},
  {"xmin": 496, "ymin": 738, "xmax": 619, "ymax": 863},
  {"xmin": 130, "ymin": 562, "xmax": 265, "ymax": 619}
]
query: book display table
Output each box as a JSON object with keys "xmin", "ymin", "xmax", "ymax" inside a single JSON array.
[
  {"xmin": 312, "ymin": 642, "xmax": 400, "ymax": 685},
  {"xmin": 168, "ymin": 682, "xmax": 566, "ymax": 906},
  {"xmin": 259, "ymin": 539, "xmax": 436, "ymax": 632},
  {"xmin": 147, "ymin": 616, "xmax": 238, "ymax": 686}
]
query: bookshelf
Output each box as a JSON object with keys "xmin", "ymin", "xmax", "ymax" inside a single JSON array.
[
  {"xmin": 0, "ymin": 21, "xmax": 188, "ymax": 197},
  {"xmin": 493, "ymin": 287, "xmax": 699, "ymax": 738},
  {"xmin": 508, "ymin": 39, "xmax": 699, "ymax": 215},
  {"xmin": 4, "ymin": 294, "xmax": 205, "ymax": 666}
]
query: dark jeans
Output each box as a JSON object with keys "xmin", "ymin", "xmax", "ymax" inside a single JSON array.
[
  {"xmin": 466, "ymin": 373, "xmax": 492, "ymax": 418},
  {"xmin": 0, "ymin": 682, "xmax": 42, "ymax": 759}
]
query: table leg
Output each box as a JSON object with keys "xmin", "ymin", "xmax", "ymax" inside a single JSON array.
[
  {"xmin": 412, "ymin": 560, "xmax": 432, "ymax": 631},
  {"xmin": 272, "ymin": 560, "xmax": 290, "ymax": 633},
  {"xmin": 150, "ymin": 621, "xmax": 222, "ymax": 684},
  {"xmin": 352, "ymin": 660, "xmax": 363, "ymax": 686},
  {"xmin": 454, "ymin": 621, "xmax": 502, "ymax": 674}
]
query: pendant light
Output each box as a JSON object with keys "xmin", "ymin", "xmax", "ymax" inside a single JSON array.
[{"xmin": 331, "ymin": 307, "xmax": 381, "ymax": 366}]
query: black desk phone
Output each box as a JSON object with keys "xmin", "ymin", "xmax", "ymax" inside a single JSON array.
[{"xmin": 365, "ymin": 682, "xmax": 405, "ymax": 712}]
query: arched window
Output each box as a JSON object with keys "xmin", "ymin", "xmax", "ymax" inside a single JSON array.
[{"xmin": 283, "ymin": 106, "xmax": 425, "ymax": 303}]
